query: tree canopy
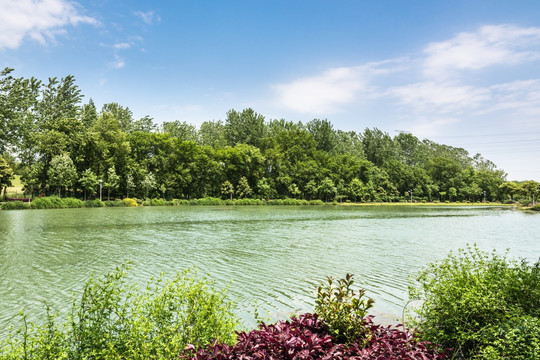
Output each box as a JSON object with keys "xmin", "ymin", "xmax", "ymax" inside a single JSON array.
[{"xmin": 2, "ymin": 68, "xmax": 533, "ymax": 203}]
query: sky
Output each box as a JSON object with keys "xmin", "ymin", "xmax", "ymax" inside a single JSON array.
[{"xmin": 1, "ymin": 0, "xmax": 540, "ymax": 181}]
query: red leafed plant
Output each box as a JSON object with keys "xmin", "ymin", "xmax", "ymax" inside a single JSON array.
[{"xmin": 184, "ymin": 313, "xmax": 448, "ymax": 360}]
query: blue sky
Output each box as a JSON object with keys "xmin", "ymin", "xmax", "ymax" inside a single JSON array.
[{"xmin": 1, "ymin": 0, "xmax": 540, "ymax": 181}]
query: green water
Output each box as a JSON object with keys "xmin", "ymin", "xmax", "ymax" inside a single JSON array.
[{"xmin": 0, "ymin": 205, "xmax": 538, "ymax": 332}]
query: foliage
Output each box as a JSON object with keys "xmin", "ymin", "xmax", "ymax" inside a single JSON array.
[
  {"xmin": 0, "ymin": 155, "xmax": 14, "ymax": 197},
  {"xmin": 85, "ymin": 199, "xmax": 105, "ymax": 207},
  {"xmin": 409, "ymin": 245, "xmax": 540, "ymax": 359},
  {"xmin": 531, "ymin": 203, "xmax": 540, "ymax": 211},
  {"xmin": 123, "ymin": 198, "xmax": 138, "ymax": 207},
  {"xmin": 315, "ymin": 273, "xmax": 374, "ymax": 345},
  {"xmin": 1, "ymin": 200, "xmax": 30, "ymax": 210},
  {"xmin": 0, "ymin": 68, "xmax": 521, "ymax": 203},
  {"xmin": 0, "ymin": 265, "xmax": 240, "ymax": 359},
  {"xmin": 29, "ymin": 196, "xmax": 85, "ymax": 209},
  {"xmin": 187, "ymin": 313, "xmax": 447, "ymax": 360},
  {"xmin": 60, "ymin": 197, "xmax": 84, "ymax": 208}
]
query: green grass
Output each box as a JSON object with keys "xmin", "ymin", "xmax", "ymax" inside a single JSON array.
[{"xmin": 5, "ymin": 175, "xmax": 25, "ymax": 198}]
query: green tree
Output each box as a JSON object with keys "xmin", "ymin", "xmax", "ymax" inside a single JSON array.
[
  {"xmin": 198, "ymin": 120, "xmax": 226, "ymax": 148},
  {"xmin": 224, "ymin": 108, "xmax": 265, "ymax": 147},
  {"xmin": 288, "ymin": 183, "xmax": 301, "ymax": 198},
  {"xmin": 105, "ymin": 166, "xmax": 120, "ymax": 200},
  {"xmin": 499, "ymin": 181, "xmax": 521, "ymax": 201},
  {"xmin": 162, "ymin": 120, "xmax": 197, "ymax": 142},
  {"xmin": 221, "ymin": 180, "xmax": 234, "ymax": 200},
  {"xmin": 521, "ymin": 180, "xmax": 540, "ymax": 205},
  {"xmin": 101, "ymin": 103, "xmax": 134, "ymax": 132},
  {"xmin": 256, "ymin": 177, "xmax": 272, "ymax": 199},
  {"xmin": 126, "ymin": 173, "xmax": 135, "ymax": 198},
  {"xmin": 48, "ymin": 153, "xmax": 77, "ymax": 196},
  {"xmin": 306, "ymin": 118, "xmax": 337, "ymax": 152},
  {"xmin": 141, "ymin": 171, "xmax": 157, "ymax": 198},
  {"xmin": 0, "ymin": 155, "xmax": 14, "ymax": 199},
  {"xmin": 319, "ymin": 177, "xmax": 337, "ymax": 202},
  {"xmin": 236, "ymin": 176, "xmax": 252, "ymax": 198},
  {"xmin": 304, "ymin": 180, "xmax": 319, "ymax": 201},
  {"xmin": 79, "ymin": 169, "xmax": 98, "ymax": 200}
]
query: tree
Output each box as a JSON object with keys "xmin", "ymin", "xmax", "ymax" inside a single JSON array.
[
  {"xmin": 257, "ymin": 177, "xmax": 272, "ymax": 199},
  {"xmin": 0, "ymin": 155, "xmax": 14, "ymax": 199},
  {"xmin": 288, "ymin": 183, "xmax": 301, "ymax": 198},
  {"xmin": 224, "ymin": 108, "xmax": 265, "ymax": 147},
  {"xmin": 498, "ymin": 181, "xmax": 521, "ymax": 202},
  {"xmin": 105, "ymin": 166, "xmax": 120, "ymax": 199},
  {"xmin": 141, "ymin": 171, "xmax": 157, "ymax": 198},
  {"xmin": 101, "ymin": 103, "xmax": 134, "ymax": 132},
  {"xmin": 79, "ymin": 169, "xmax": 98, "ymax": 200},
  {"xmin": 126, "ymin": 173, "xmax": 135, "ymax": 198},
  {"xmin": 162, "ymin": 120, "xmax": 197, "ymax": 142},
  {"xmin": 198, "ymin": 120, "xmax": 226, "ymax": 148},
  {"xmin": 221, "ymin": 180, "xmax": 234, "ymax": 200},
  {"xmin": 132, "ymin": 115, "xmax": 157, "ymax": 133},
  {"xmin": 520, "ymin": 180, "xmax": 540, "ymax": 205},
  {"xmin": 306, "ymin": 119, "xmax": 337, "ymax": 153},
  {"xmin": 319, "ymin": 177, "xmax": 337, "ymax": 202},
  {"xmin": 47, "ymin": 153, "xmax": 77, "ymax": 196},
  {"xmin": 304, "ymin": 180, "xmax": 319, "ymax": 201},
  {"xmin": 236, "ymin": 176, "xmax": 252, "ymax": 198}
]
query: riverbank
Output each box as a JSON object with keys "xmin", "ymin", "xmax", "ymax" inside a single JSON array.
[{"xmin": 0, "ymin": 195, "xmax": 516, "ymax": 210}]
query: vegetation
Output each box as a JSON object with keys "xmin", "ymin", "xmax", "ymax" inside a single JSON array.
[
  {"xmin": 3, "ymin": 68, "xmax": 537, "ymax": 205},
  {"xmin": 409, "ymin": 246, "xmax": 540, "ymax": 359},
  {"xmin": 0, "ymin": 265, "xmax": 240, "ymax": 359}
]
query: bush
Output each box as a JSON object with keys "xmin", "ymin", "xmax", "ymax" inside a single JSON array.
[
  {"xmin": 173, "ymin": 199, "xmax": 190, "ymax": 206},
  {"xmin": 123, "ymin": 198, "xmax": 138, "ymax": 207},
  {"xmin": 531, "ymin": 203, "xmax": 540, "ymax": 211},
  {"xmin": 103, "ymin": 199, "xmax": 123, "ymax": 207},
  {"xmin": 409, "ymin": 245, "xmax": 540, "ymax": 359},
  {"xmin": 315, "ymin": 273, "xmax": 374, "ymax": 345},
  {"xmin": 61, "ymin": 197, "xmax": 84, "ymax": 208},
  {"xmin": 0, "ymin": 265, "xmax": 240, "ymax": 359},
  {"xmin": 1, "ymin": 201, "xmax": 30, "ymax": 210},
  {"xmin": 188, "ymin": 314, "xmax": 447, "ymax": 359},
  {"xmin": 31, "ymin": 196, "xmax": 66, "ymax": 209},
  {"xmin": 85, "ymin": 199, "xmax": 106, "ymax": 207}
]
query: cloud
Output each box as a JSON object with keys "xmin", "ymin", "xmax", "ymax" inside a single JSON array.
[
  {"xmin": 110, "ymin": 54, "xmax": 125, "ymax": 69},
  {"xmin": 272, "ymin": 61, "xmax": 400, "ymax": 114},
  {"xmin": 388, "ymin": 82, "xmax": 491, "ymax": 113},
  {"xmin": 134, "ymin": 10, "xmax": 160, "ymax": 25},
  {"xmin": 0, "ymin": 0, "xmax": 98, "ymax": 50},
  {"xmin": 423, "ymin": 24, "xmax": 540, "ymax": 79},
  {"xmin": 113, "ymin": 42, "xmax": 130, "ymax": 49}
]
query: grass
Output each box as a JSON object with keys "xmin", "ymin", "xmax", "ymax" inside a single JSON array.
[{"xmin": 4, "ymin": 175, "xmax": 26, "ymax": 198}]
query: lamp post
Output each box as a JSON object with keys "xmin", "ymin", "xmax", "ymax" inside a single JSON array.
[{"xmin": 99, "ymin": 179, "xmax": 103, "ymax": 201}]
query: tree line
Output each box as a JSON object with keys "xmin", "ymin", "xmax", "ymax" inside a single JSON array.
[{"xmin": 1, "ymin": 67, "xmax": 538, "ymax": 203}]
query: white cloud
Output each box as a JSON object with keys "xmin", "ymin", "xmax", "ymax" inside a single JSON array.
[
  {"xmin": 423, "ymin": 24, "xmax": 540, "ymax": 78},
  {"xmin": 272, "ymin": 61, "xmax": 400, "ymax": 114},
  {"xmin": 113, "ymin": 42, "xmax": 130, "ymax": 49},
  {"xmin": 388, "ymin": 82, "xmax": 491, "ymax": 113},
  {"xmin": 134, "ymin": 10, "xmax": 160, "ymax": 25},
  {"xmin": 0, "ymin": 0, "xmax": 97, "ymax": 50},
  {"xmin": 111, "ymin": 54, "xmax": 125, "ymax": 69},
  {"xmin": 403, "ymin": 117, "xmax": 461, "ymax": 139}
]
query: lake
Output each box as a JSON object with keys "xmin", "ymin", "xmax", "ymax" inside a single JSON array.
[{"xmin": 0, "ymin": 205, "xmax": 538, "ymax": 334}]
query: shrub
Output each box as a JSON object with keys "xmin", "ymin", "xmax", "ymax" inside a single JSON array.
[
  {"xmin": 531, "ymin": 203, "xmax": 540, "ymax": 211},
  {"xmin": 103, "ymin": 200, "xmax": 123, "ymax": 207},
  {"xmin": 85, "ymin": 199, "xmax": 106, "ymax": 207},
  {"xmin": 173, "ymin": 199, "xmax": 190, "ymax": 206},
  {"xmin": 315, "ymin": 273, "xmax": 374, "ymax": 345},
  {"xmin": 1, "ymin": 201, "xmax": 30, "ymax": 210},
  {"xmin": 0, "ymin": 265, "xmax": 240, "ymax": 359},
  {"xmin": 409, "ymin": 245, "xmax": 540, "ymax": 359},
  {"xmin": 309, "ymin": 199, "xmax": 324, "ymax": 205},
  {"xmin": 61, "ymin": 197, "xmax": 84, "ymax": 208},
  {"xmin": 187, "ymin": 313, "xmax": 447, "ymax": 359},
  {"xmin": 30, "ymin": 196, "xmax": 65, "ymax": 209},
  {"xmin": 123, "ymin": 198, "xmax": 138, "ymax": 207}
]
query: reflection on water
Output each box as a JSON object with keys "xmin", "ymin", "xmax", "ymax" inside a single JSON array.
[{"xmin": 0, "ymin": 205, "xmax": 538, "ymax": 333}]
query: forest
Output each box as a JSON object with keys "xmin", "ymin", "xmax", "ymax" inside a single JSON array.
[{"xmin": 0, "ymin": 67, "xmax": 538, "ymax": 203}]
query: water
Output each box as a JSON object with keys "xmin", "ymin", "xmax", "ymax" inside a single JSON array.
[{"xmin": 0, "ymin": 205, "xmax": 538, "ymax": 333}]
